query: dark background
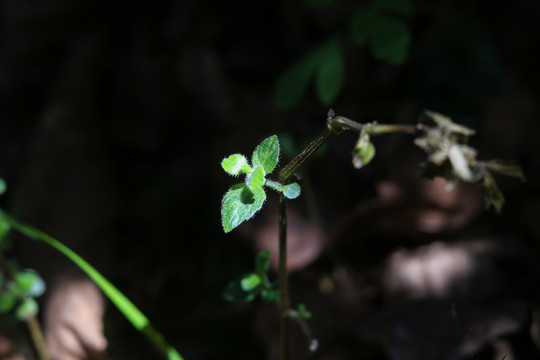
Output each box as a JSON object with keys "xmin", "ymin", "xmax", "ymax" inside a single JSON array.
[{"xmin": 0, "ymin": 0, "xmax": 539, "ymax": 359}]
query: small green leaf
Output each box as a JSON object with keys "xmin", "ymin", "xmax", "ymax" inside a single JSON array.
[
  {"xmin": 369, "ymin": 15, "xmax": 410, "ymax": 64},
  {"xmin": 315, "ymin": 40, "xmax": 344, "ymax": 105},
  {"xmin": 15, "ymin": 271, "xmax": 45, "ymax": 298},
  {"xmin": 252, "ymin": 136, "xmax": 280, "ymax": 174},
  {"xmin": 222, "ymin": 183, "xmax": 266, "ymax": 233},
  {"xmin": 248, "ymin": 166, "xmax": 266, "ymax": 189},
  {"xmin": 222, "ymin": 154, "xmax": 250, "ymax": 175},
  {"xmin": 15, "ymin": 298, "xmax": 38, "ymax": 320},
  {"xmin": 223, "ymin": 279, "xmax": 257, "ymax": 302},
  {"xmin": 0, "ymin": 178, "xmax": 6, "ymax": 196},
  {"xmin": 255, "ymin": 250, "xmax": 271, "ymax": 275},
  {"xmin": 350, "ymin": 9, "xmax": 375, "ymax": 45},
  {"xmin": 298, "ymin": 303, "xmax": 312, "ymax": 319},
  {"xmin": 240, "ymin": 273, "xmax": 261, "ymax": 291},
  {"xmin": 283, "ymin": 183, "xmax": 301, "ymax": 199},
  {"xmin": 274, "ymin": 54, "xmax": 319, "ymax": 109},
  {"xmin": 0, "ymin": 291, "xmax": 16, "ymax": 313},
  {"xmin": 261, "ymin": 286, "xmax": 279, "ymax": 302},
  {"xmin": 353, "ymin": 133, "xmax": 376, "ymax": 169},
  {"xmin": 373, "ymin": 0, "xmax": 414, "ymax": 15}
]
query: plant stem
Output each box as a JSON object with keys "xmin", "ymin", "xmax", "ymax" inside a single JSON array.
[
  {"xmin": 26, "ymin": 315, "xmax": 50, "ymax": 360},
  {"xmin": 278, "ymin": 192, "xmax": 289, "ymax": 360}
]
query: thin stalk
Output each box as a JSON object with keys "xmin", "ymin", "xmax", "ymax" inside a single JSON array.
[{"xmin": 278, "ymin": 192, "xmax": 289, "ymax": 360}]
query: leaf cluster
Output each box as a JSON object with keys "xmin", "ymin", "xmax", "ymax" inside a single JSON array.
[
  {"xmin": 222, "ymin": 251, "xmax": 278, "ymax": 303},
  {"xmin": 221, "ymin": 136, "xmax": 301, "ymax": 233}
]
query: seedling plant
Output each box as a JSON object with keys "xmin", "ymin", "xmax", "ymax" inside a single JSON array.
[{"xmin": 220, "ymin": 109, "xmax": 524, "ymax": 360}]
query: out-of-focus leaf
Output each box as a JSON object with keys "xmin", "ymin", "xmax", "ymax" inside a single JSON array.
[
  {"xmin": 223, "ymin": 278, "xmax": 257, "ymax": 302},
  {"xmin": 252, "ymin": 136, "xmax": 280, "ymax": 175},
  {"xmin": 240, "ymin": 273, "xmax": 261, "ymax": 291},
  {"xmin": 369, "ymin": 15, "xmax": 410, "ymax": 64},
  {"xmin": 481, "ymin": 171, "xmax": 504, "ymax": 213},
  {"xmin": 15, "ymin": 271, "xmax": 45, "ymax": 298},
  {"xmin": 0, "ymin": 217, "xmax": 10, "ymax": 240},
  {"xmin": 448, "ymin": 144, "xmax": 474, "ymax": 181},
  {"xmin": 15, "ymin": 298, "xmax": 38, "ymax": 320},
  {"xmin": 373, "ymin": 0, "xmax": 414, "ymax": 15},
  {"xmin": 315, "ymin": 40, "xmax": 344, "ymax": 105},
  {"xmin": 350, "ymin": 10, "xmax": 374, "ymax": 45},
  {"xmin": 261, "ymin": 286, "xmax": 279, "ymax": 302},
  {"xmin": 274, "ymin": 54, "xmax": 319, "ymax": 109},
  {"xmin": 255, "ymin": 251, "xmax": 271, "ymax": 275},
  {"xmin": 221, "ymin": 184, "xmax": 266, "ymax": 233},
  {"xmin": 298, "ymin": 303, "xmax": 312, "ymax": 319},
  {"xmin": 0, "ymin": 178, "xmax": 6, "ymax": 196},
  {"xmin": 0, "ymin": 290, "xmax": 16, "ymax": 313},
  {"xmin": 486, "ymin": 160, "xmax": 526, "ymax": 182}
]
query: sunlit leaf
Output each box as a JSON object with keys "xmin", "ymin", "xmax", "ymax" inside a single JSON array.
[
  {"xmin": 252, "ymin": 136, "xmax": 280, "ymax": 174},
  {"xmin": 283, "ymin": 183, "xmax": 301, "ymax": 199},
  {"xmin": 222, "ymin": 154, "xmax": 250, "ymax": 175},
  {"xmin": 240, "ymin": 273, "xmax": 261, "ymax": 291},
  {"xmin": 369, "ymin": 15, "xmax": 410, "ymax": 64},
  {"xmin": 247, "ymin": 166, "xmax": 266, "ymax": 189},
  {"xmin": 373, "ymin": 0, "xmax": 414, "ymax": 15},
  {"xmin": 221, "ymin": 184, "xmax": 266, "ymax": 233},
  {"xmin": 315, "ymin": 40, "xmax": 344, "ymax": 105},
  {"xmin": 255, "ymin": 250, "xmax": 271, "ymax": 275}
]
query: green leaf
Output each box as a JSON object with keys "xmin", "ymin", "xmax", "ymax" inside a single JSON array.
[
  {"xmin": 0, "ymin": 178, "xmax": 6, "ymax": 196},
  {"xmin": 261, "ymin": 286, "xmax": 279, "ymax": 302},
  {"xmin": 274, "ymin": 54, "xmax": 319, "ymax": 109},
  {"xmin": 240, "ymin": 273, "xmax": 261, "ymax": 291},
  {"xmin": 223, "ymin": 278, "xmax": 257, "ymax": 302},
  {"xmin": 15, "ymin": 298, "xmax": 38, "ymax": 320},
  {"xmin": 369, "ymin": 15, "xmax": 410, "ymax": 64},
  {"xmin": 248, "ymin": 166, "xmax": 266, "ymax": 189},
  {"xmin": 15, "ymin": 271, "xmax": 45, "ymax": 298},
  {"xmin": 255, "ymin": 250, "xmax": 271, "ymax": 275},
  {"xmin": 373, "ymin": 0, "xmax": 414, "ymax": 15},
  {"xmin": 283, "ymin": 183, "xmax": 301, "ymax": 199},
  {"xmin": 222, "ymin": 183, "xmax": 266, "ymax": 233},
  {"xmin": 222, "ymin": 154, "xmax": 251, "ymax": 175},
  {"xmin": 353, "ymin": 133, "xmax": 376, "ymax": 169},
  {"xmin": 298, "ymin": 303, "xmax": 312, "ymax": 319},
  {"xmin": 0, "ymin": 216, "xmax": 10, "ymax": 240},
  {"xmin": 0, "ymin": 291, "xmax": 16, "ymax": 313},
  {"xmin": 252, "ymin": 136, "xmax": 280, "ymax": 174},
  {"xmin": 350, "ymin": 9, "xmax": 375, "ymax": 45},
  {"xmin": 315, "ymin": 40, "xmax": 344, "ymax": 105}
]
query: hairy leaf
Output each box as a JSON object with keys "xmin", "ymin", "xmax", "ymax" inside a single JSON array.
[
  {"xmin": 222, "ymin": 154, "xmax": 250, "ymax": 175},
  {"xmin": 222, "ymin": 184, "xmax": 266, "ymax": 233},
  {"xmin": 283, "ymin": 183, "xmax": 301, "ymax": 199},
  {"xmin": 252, "ymin": 136, "xmax": 280, "ymax": 174},
  {"xmin": 315, "ymin": 40, "xmax": 344, "ymax": 105},
  {"xmin": 247, "ymin": 166, "xmax": 266, "ymax": 189}
]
